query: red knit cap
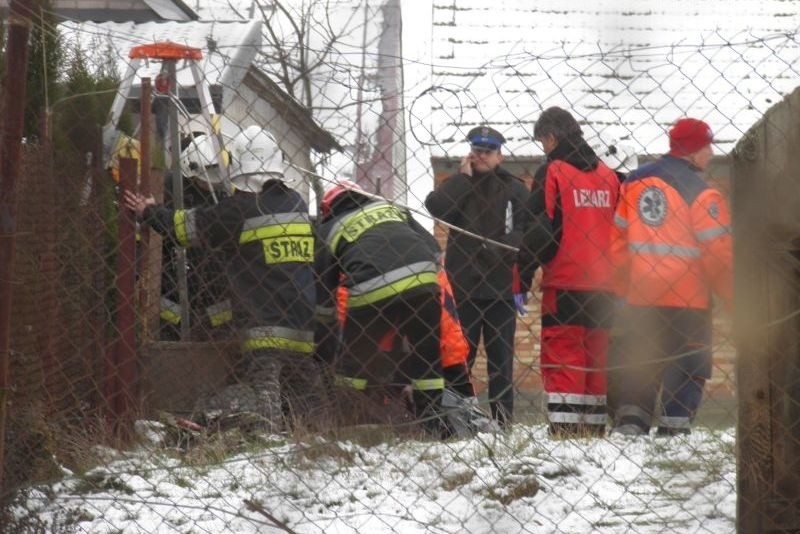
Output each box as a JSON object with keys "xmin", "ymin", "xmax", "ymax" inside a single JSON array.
[{"xmin": 669, "ymin": 118, "xmax": 714, "ymax": 156}]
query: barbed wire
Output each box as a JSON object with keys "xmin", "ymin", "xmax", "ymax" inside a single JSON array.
[{"xmin": 4, "ymin": 4, "xmax": 792, "ymax": 533}]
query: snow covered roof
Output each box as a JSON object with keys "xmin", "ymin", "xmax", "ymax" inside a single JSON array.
[
  {"xmin": 426, "ymin": 0, "xmax": 800, "ymax": 158},
  {"xmin": 0, "ymin": 0, "xmax": 198, "ymax": 22}
]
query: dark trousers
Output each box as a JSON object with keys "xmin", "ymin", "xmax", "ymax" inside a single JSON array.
[
  {"xmin": 612, "ymin": 306, "xmax": 712, "ymax": 434},
  {"xmin": 343, "ymin": 291, "xmax": 446, "ymax": 436},
  {"xmin": 457, "ymin": 297, "xmax": 516, "ymax": 426},
  {"xmin": 343, "ymin": 291, "xmax": 442, "ymax": 387}
]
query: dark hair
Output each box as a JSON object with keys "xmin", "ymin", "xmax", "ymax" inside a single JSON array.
[{"xmin": 533, "ymin": 106, "xmax": 583, "ymax": 141}]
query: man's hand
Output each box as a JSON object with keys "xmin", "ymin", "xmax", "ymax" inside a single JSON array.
[
  {"xmin": 459, "ymin": 154, "xmax": 473, "ymax": 176},
  {"xmin": 123, "ymin": 190, "xmax": 156, "ymax": 216}
]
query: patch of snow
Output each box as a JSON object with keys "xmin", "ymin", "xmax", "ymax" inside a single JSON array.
[{"xmin": 14, "ymin": 424, "xmax": 736, "ymax": 533}]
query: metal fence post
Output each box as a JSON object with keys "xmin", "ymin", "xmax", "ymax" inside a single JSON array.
[
  {"xmin": 110, "ymin": 158, "xmax": 139, "ymax": 438},
  {"xmin": 0, "ymin": 0, "xmax": 32, "ymax": 495},
  {"xmin": 138, "ymin": 78, "xmax": 162, "ymax": 343}
]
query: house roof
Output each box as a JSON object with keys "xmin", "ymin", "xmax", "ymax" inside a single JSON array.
[
  {"xmin": 427, "ymin": 0, "xmax": 800, "ymax": 158},
  {"xmin": 0, "ymin": 0, "xmax": 198, "ymax": 22},
  {"xmin": 243, "ymin": 66, "xmax": 342, "ymax": 153}
]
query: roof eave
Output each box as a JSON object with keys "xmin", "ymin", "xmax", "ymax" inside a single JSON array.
[{"xmin": 243, "ymin": 66, "xmax": 342, "ymax": 154}]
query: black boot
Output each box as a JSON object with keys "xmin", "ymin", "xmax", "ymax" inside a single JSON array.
[{"xmin": 412, "ymin": 389, "xmax": 451, "ymax": 439}]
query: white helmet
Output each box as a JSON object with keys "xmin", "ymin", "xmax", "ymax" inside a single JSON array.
[
  {"xmin": 229, "ymin": 125, "xmax": 285, "ymax": 193},
  {"xmin": 592, "ymin": 138, "xmax": 639, "ymax": 174},
  {"xmin": 180, "ymin": 133, "xmax": 226, "ymax": 187}
]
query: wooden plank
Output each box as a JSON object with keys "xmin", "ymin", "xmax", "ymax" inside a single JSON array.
[{"xmin": 734, "ymin": 85, "xmax": 800, "ymax": 532}]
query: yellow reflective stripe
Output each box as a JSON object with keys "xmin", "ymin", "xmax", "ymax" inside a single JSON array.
[
  {"xmin": 412, "ymin": 378, "xmax": 444, "ymax": 391},
  {"xmin": 335, "ymin": 375, "xmax": 368, "ymax": 390},
  {"xmin": 209, "ymin": 309, "xmax": 232, "ymax": 327},
  {"xmin": 206, "ymin": 299, "xmax": 232, "ymax": 327},
  {"xmin": 210, "ymin": 311, "xmax": 232, "ymax": 327},
  {"xmin": 160, "ymin": 298, "xmax": 181, "ymax": 325},
  {"xmin": 173, "ymin": 209, "xmax": 197, "ymax": 247},
  {"xmin": 242, "ymin": 212, "xmax": 310, "ymax": 231},
  {"xmin": 239, "ymin": 223, "xmax": 312, "ymax": 244},
  {"xmin": 242, "ymin": 337, "xmax": 314, "ymax": 354},
  {"xmin": 348, "ymin": 261, "xmax": 437, "ymax": 296},
  {"xmin": 347, "ymin": 272, "xmax": 438, "ymax": 308},
  {"xmin": 160, "ymin": 309, "xmax": 181, "ymax": 325},
  {"xmin": 327, "ymin": 202, "xmax": 406, "ymax": 253},
  {"xmin": 242, "ymin": 326, "xmax": 314, "ymax": 354},
  {"xmin": 174, "ymin": 210, "xmax": 188, "ymax": 247}
]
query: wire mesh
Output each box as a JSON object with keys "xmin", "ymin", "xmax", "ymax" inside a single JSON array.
[{"xmin": 1, "ymin": 1, "xmax": 798, "ymax": 532}]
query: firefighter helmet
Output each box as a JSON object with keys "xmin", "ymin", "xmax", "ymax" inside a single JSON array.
[
  {"xmin": 228, "ymin": 126, "xmax": 285, "ymax": 193},
  {"xmin": 592, "ymin": 138, "xmax": 639, "ymax": 173},
  {"xmin": 180, "ymin": 133, "xmax": 226, "ymax": 187},
  {"xmin": 320, "ymin": 180, "xmax": 365, "ymax": 218}
]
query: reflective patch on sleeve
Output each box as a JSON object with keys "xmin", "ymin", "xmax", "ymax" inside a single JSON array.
[
  {"xmin": 695, "ymin": 225, "xmax": 730, "ymax": 242},
  {"xmin": 174, "ymin": 209, "xmax": 199, "ymax": 247}
]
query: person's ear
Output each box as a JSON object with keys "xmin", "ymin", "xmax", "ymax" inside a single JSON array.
[{"xmin": 497, "ymin": 151, "xmax": 505, "ymax": 164}]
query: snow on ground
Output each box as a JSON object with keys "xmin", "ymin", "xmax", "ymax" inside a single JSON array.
[{"xmin": 12, "ymin": 424, "xmax": 736, "ymax": 533}]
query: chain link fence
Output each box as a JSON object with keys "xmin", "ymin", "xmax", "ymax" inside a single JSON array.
[{"xmin": 1, "ymin": 1, "xmax": 798, "ymax": 532}]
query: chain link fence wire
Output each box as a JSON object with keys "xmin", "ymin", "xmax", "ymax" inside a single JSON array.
[{"xmin": 0, "ymin": 2, "xmax": 798, "ymax": 532}]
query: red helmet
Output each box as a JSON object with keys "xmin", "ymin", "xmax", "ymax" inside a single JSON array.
[{"xmin": 320, "ymin": 180, "xmax": 364, "ymax": 218}]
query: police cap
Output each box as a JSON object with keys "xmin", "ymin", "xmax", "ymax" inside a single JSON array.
[{"xmin": 466, "ymin": 125, "xmax": 506, "ymax": 150}]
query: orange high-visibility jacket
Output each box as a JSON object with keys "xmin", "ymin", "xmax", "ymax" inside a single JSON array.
[
  {"xmin": 610, "ymin": 155, "xmax": 732, "ymax": 309},
  {"xmin": 336, "ymin": 269, "xmax": 469, "ymax": 367}
]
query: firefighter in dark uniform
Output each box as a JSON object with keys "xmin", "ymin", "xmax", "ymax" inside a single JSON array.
[
  {"xmin": 124, "ymin": 125, "xmax": 319, "ymax": 433},
  {"xmin": 424, "ymin": 126, "xmax": 529, "ymax": 428},
  {"xmin": 315, "ymin": 180, "xmax": 449, "ymax": 438},
  {"xmin": 159, "ymin": 133, "xmax": 232, "ymax": 340}
]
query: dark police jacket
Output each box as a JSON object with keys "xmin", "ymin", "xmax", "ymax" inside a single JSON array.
[{"xmin": 425, "ymin": 166, "xmax": 529, "ymax": 301}]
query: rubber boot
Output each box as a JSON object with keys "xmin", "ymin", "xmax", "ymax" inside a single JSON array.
[{"xmin": 412, "ymin": 389, "xmax": 451, "ymax": 439}]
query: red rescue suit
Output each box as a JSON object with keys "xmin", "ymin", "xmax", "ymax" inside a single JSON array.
[{"xmin": 521, "ymin": 138, "xmax": 619, "ymax": 435}]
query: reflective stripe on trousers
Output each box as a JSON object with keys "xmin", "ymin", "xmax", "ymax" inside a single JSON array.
[
  {"xmin": 547, "ymin": 392, "xmax": 607, "ymax": 426},
  {"xmin": 242, "ymin": 326, "xmax": 314, "ymax": 354}
]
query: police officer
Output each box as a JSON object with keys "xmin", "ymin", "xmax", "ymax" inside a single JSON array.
[
  {"xmin": 424, "ymin": 126, "xmax": 529, "ymax": 428},
  {"xmin": 124, "ymin": 125, "xmax": 319, "ymax": 433}
]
